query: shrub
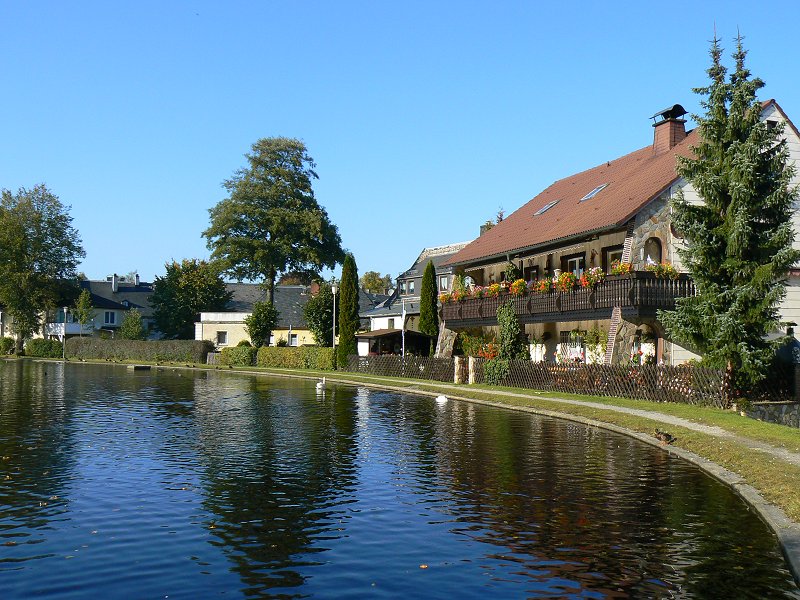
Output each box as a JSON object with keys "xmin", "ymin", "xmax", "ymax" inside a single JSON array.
[
  {"xmin": 0, "ymin": 337, "xmax": 14, "ymax": 355},
  {"xmin": 66, "ymin": 338, "xmax": 213, "ymax": 363},
  {"xmin": 219, "ymin": 346, "xmax": 257, "ymax": 366},
  {"xmin": 25, "ymin": 338, "xmax": 64, "ymax": 358},
  {"xmin": 257, "ymin": 347, "xmax": 336, "ymax": 370},
  {"xmin": 237, "ymin": 340, "xmax": 252, "ymax": 347},
  {"xmin": 484, "ymin": 358, "xmax": 510, "ymax": 386},
  {"xmin": 459, "ymin": 332, "xmax": 496, "ymax": 357}
]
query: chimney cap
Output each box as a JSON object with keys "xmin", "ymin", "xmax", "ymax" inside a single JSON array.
[{"xmin": 651, "ymin": 104, "xmax": 687, "ymax": 123}]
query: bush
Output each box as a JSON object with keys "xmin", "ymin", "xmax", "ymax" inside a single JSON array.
[
  {"xmin": 0, "ymin": 337, "xmax": 14, "ymax": 355},
  {"xmin": 25, "ymin": 338, "xmax": 64, "ymax": 358},
  {"xmin": 484, "ymin": 358, "xmax": 510, "ymax": 386},
  {"xmin": 66, "ymin": 338, "xmax": 213, "ymax": 363},
  {"xmin": 257, "ymin": 347, "xmax": 335, "ymax": 370},
  {"xmin": 219, "ymin": 345, "xmax": 257, "ymax": 366},
  {"xmin": 236, "ymin": 340, "xmax": 252, "ymax": 347}
]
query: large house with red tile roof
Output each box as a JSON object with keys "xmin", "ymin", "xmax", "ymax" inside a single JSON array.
[{"xmin": 442, "ymin": 101, "xmax": 800, "ymax": 365}]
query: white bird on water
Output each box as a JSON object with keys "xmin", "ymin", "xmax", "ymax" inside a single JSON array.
[
  {"xmin": 435, "ymin": 395, "xmax": 448, "ymax": 405},
  {"xmin": 316, "ymin": 377, "xmax": 326, "ymax": 393}
]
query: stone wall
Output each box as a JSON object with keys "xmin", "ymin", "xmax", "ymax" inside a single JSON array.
[
  {"xmin": 745, "ymin": 402, "xmax": 800, "ymax": 428},
  {"xmin": 631, "ymin": 193, "xmax": 672, "ymax": 269}
]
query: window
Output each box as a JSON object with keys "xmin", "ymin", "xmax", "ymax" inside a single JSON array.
[
  {"xmin": 289, "ymin": 333, "xmax": 298, "ymax": 347},
  {"xmin": 104, "ymin": 311, "xmax": 116, "ymax": 325},
  {"xmin": 560, "ymin": 252, "xmax": 586, "ymax": 276},
  {"xmin": 580, "ymin": 183, "xmax": 609, "ymax": 202},
  {"xmin": 400, "ymin": 282, "xmax": 407, "ymax": 294},
  {"xmin": 216, "ymin": 331, "xmax": 228, "ymax": 345},
  {"xmin": 602, "ymin": 245, "xmax": 624, "ymax": 273},
  {"xmin": 534, "ymin": 199, "xmax": 559, "ymax": 216},
  {"xmin": 523, "ymin": 265, "xmax": 539, "ymax": 282},
  {"xmin": 439, "ymin": 275, "xmax": 448, "ymax": 291},
  {"xmin": 409, "ymin": 281, "xmax": 415, "ymax": 294},
  {"xmin": 387, "ymin": 318, "xmax": 395, "ymax": 329}
]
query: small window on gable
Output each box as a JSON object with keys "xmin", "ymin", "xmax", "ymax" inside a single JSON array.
[
  {"xmin": 388, "ymin": 318, "xmax": 395, "ymax": 329},
  {"xmin": 534, "ymin": 200, "xmax": 559, "ymax": 216},
  {"xmin": 580, "ymin": 183, "xmax": 609, "ymax": 202},
  {"xmin": 767, "ymin": 120, "xmax": 779, "ymax": 130}
]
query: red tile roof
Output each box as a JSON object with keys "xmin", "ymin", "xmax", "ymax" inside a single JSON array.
[{"xmin": 447, "ymin": 128, "xmax": 699, "ymax": 266}]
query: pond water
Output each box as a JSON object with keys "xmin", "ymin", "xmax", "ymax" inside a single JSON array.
[{"xmin": 0, "ymin": 361, "xmax": 797, "ymax": 599}]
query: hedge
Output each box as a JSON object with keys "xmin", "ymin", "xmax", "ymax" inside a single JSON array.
[
  {"xmin": 25, "ymin": 338, "xmax": 64, "ymax": 358},
  {"xmin": 0, "ymin": 337, "xmax": 14, "ymax": 355},
  {"xmin": 256, "ymin": 347, "xmax": 335, "ymax": 371},
  {"xmin": 219, "ymin": 346, "xmax": 257, "ymax": 366},
  {"xmin": 65, "ymin": 337, "xmax": 214, "ymax": 363}
]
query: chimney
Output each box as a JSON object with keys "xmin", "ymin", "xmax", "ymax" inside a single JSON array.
[
  {"xmin": 651, "ymin": 104, "xmax": 687, "ymax": 154},
  {"xmin": 111, "ymin": 273, "xmax": 118, "ymax": 293}
]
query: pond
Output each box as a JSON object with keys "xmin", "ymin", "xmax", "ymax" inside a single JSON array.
[{"xmin": 0, "ymin": 361, "xmax": 797, "ymax": 598}]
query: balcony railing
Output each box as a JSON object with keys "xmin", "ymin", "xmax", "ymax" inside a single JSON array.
[{"xmin": 441, "ymin": 272, "xmax": 696, "ymax": 327}]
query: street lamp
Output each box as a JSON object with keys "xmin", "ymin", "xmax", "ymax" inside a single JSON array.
[
  {"xmin": 62, "ymin": 306, "xmax": 68, "ymax": 360},
  {"xmin": 331, "ymin": 279, "xmax": 338, "ymax": 350}
]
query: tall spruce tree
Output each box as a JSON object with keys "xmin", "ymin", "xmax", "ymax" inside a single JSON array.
[
  {"xmin": 660, "ymin": 35, "xmax": 800, "ymax": 393},
  {"xmin": 336, "ymin": 254, "xmax": 360, "ymax": 369},
  {"xmin": 418, "ymin": 260, "xmax": 439, "ymax": 354}
]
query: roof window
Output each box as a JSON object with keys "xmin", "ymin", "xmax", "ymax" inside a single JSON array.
[
  {"xmin": 580, "ymin": 183, "xmax": 608, "ymax": 202},
  {"xmin": 534, "ymin": 200, "xmax": 559, "ymax": 216}
]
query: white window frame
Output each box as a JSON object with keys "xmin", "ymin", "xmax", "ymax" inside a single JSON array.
[
  {"xmin": 439, "ymin": 275, "xmax": 448, "ymax": 291},
  {"xmin": 104, "ymin": 311, "xmax": 116, "ymax": 325},
  {"xmin": 288, "ymin": 333, "xmax": 298, "ymax": 347},
  {"xmin": 217, "ymin": 331, "xmax": 228, "ymax": 346}
]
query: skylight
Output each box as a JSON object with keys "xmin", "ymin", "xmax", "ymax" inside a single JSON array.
[
  {"xmin": 580, "ymin": 183, "xmax": 608, "ymax": 202},
  {"xmin": 534, "ymin": 200, "xmax": 559, "ymax": 216}
]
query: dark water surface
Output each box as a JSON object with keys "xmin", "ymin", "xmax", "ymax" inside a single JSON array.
[{"xmin": 0, "ymin": 361, "xmax": 797, "ymax": 599}]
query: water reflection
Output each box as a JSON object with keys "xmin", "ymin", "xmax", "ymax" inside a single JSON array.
[{"xmin": 0, "ymin": 363, "xmax": 797, "ymax": 599}]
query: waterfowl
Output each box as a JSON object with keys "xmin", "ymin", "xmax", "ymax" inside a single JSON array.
[{"xmin": 654, "ymin": 429, "xmax": 676, "ymax": 445}]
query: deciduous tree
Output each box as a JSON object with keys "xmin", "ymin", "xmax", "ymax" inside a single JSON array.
[
  {"xmin": 336, "ymin": 254, "xmax": 359, "ymax": 368},
  {"xmin": 661, "ymin": 35, "xmax": 800, "ymax": 394},
  {"xmin": 203, "ymin": 137, "xmax": 345, "ymax": 304},
  {"xmin": 74, "ymin": 289, "xmax": 94, "ymax": 336},
  {"xmin": 359, "ymin": 271, "xmax": 392, "ymax": 293},
  {"xmin": 245, "ymin": 301, "xmax": 278, "ymax": 347},
  {"xmin": 303, "ymin": 282, "xmax": 335, "ymax": 346},
  {"xmin": 151, "ymin": 259, "xmax": 232, "ymax": 339},
  {"xmin": 119, "ymin": 308, "xmax": 146, "ymax": 340},
  {"xmin": 0, "ymin": 185, "xmax": 84, "ymax": 349}
]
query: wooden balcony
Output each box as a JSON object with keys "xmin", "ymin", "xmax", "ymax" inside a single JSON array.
[{"xmin": 441, "ymin": 272, "xmax": 696, "ymax": 328}]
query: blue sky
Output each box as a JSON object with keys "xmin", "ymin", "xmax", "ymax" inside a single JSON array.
[{"xmin": 3, "ymin": 1, "xmax": 799, "ymax": 283}]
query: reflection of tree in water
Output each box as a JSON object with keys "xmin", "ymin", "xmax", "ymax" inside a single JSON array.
[
  {"xmin": 0, "ymin": 360, "xmax": 75, "ymax": 564},
  {"xmin": 193, "ymin": 375, "xmax": 359, "ymax": 597},
  {"xmin": 369, "ymin": 396, "xmax": 796, "ymax": 598}
]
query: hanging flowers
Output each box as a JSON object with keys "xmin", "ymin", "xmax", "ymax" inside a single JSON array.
[
  {"xmin": 555, "ymin": 271, "xmax": 579, "ymax": 292},
  {"xmin": 580, "ymin": 266, "xmax": 605, "ymax": 288},
  {"xmin": 644, "ymin": 262, "xmax": 679, "ymax": 279},
  {"xmin": 610, "ymin": 259, "xmax": 634, "ymax": 275},
  {"xmin": 534, "ymin": 278, "xmax": 553, "ymax": 293},
  {"xmin": 509, "ymin": 278, "xmax": 527, "ymax": 296}
]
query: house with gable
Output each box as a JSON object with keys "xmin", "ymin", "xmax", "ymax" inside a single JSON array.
[
  {"xmin": 43, "ymin": 273, "xmax": 158, "ymax": 340},
  {"xmin": 443, "ymin": 101, "xmax": 800, "ymax": 365},
  {"xmin": 358, "ymin": 241, "xmax": 470, "ymax": 356}
]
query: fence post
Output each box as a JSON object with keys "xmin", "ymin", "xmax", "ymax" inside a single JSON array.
[
  {"xmin": 468, "ymin": 356, "xmax": 476, "ymax": 384},
  {"xmin": 454, "ymin": 356, "xmax": 464, "ymax": 384}
]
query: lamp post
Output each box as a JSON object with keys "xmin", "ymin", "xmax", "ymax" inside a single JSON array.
[
  {"xmin": 331, "ymin": 279, "xmax": 338, "ymax": 350},
  {"xmin": 62, "ymin": 306, "xmax": 68, "ymax": 360}
]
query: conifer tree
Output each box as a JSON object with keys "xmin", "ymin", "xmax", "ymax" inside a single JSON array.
[
  {"xmin": 336, "ymin": 254, "xmax": 360, "ymax": 369},
  {"xmin": 418, "ymin": 260, "xmax": 439, "ymax": 354},
  {"xmin": 661, "ymin": 35, "xmax": 800, "ymax": 393}
]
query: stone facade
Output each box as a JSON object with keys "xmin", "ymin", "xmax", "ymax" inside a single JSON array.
[{"xmin": 631, "ymin": 193, "xmax": 673, "ymax": 270}]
